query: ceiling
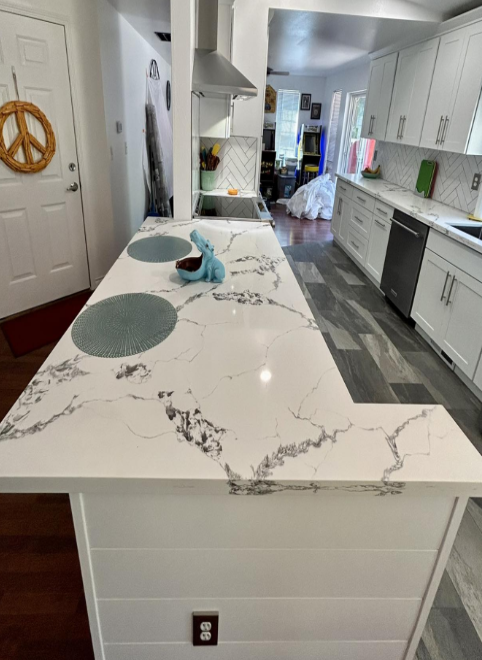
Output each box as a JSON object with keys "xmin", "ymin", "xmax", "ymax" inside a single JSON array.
[
  {"xmin": 107, "ymin": 0, "xmax": 171, "ymax": 62},
  {"xmin": 268, "ymin": 2, "xmax": 482, "ymax": 77}
]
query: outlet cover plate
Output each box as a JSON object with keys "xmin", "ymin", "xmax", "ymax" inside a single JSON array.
[
  {"xmin": 193, "ymin": 611, "xmax": 219, "ymax": 646},
  {"xmin": 472, "ymin": 173, "xmax": 481, "ymax": 192}
]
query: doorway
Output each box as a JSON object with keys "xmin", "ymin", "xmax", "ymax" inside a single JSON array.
[
  {"xmin": 324, "ymin": 89, "xmax": 342, "ymax": 180},
  {"xmin": 0, "ymin": 10, "xmax": 89, "ymax": 319},
  {"xmin": 339, "ymin": 91, "xmax": 376, "ymax": 175}
]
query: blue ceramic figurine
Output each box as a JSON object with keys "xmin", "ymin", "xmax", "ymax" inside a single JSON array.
[{"xmin": 176, "ymin": 230, "xmax": 225, "ymax": 283}]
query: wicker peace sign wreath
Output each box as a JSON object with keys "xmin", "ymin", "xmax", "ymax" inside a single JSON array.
[{"xmin": 0, "ymin": 101, "xmax": 56, "ymax": 174}]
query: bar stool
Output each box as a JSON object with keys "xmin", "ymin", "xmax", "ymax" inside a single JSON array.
[{"xmin": 302, "ymin": 165, "xmax": 319, "ymax": 185}]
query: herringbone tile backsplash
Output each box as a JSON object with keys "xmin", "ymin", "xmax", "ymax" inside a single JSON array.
[
  {"xmin": 200, "ymin": 137, "xmax": 257, "ymax": 191},
  {"xmin": 373, "ymin": 142, "xmax": 482, "ymax": 215}
]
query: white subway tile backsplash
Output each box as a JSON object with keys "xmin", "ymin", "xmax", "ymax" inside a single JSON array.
[
  {"xmin": 373, "ymin": 142, "xmax": 482, "ymax": 215},
  {"xmin": 200, "ymin": 136, "xmax": 257, "ymax": 191}
]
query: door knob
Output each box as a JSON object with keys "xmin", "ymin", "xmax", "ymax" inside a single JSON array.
[{"xmin": 67, "ymin": 182, "xmax": 79, "ymax": 192}]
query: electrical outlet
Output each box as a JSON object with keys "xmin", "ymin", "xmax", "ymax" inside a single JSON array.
[
  {"xmin": 193, "ymin": 612, "xmax": 219, "ymax": 646},
  {"xmin": 472, "ymin": 173, "xmax": 481, "ymax": 192}
]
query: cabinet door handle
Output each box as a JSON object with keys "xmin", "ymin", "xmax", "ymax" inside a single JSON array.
[
  {"xmin": 397, "ymin": 116, "xmax": 402, "ymax": 139},
  {"xmin": 440, "ymin": 271, "xmax": 451, "ymax": 301},
  {"xmin": 435, "ymin": 115, "xmax": 444, "ymax": 145},
  {"xmin": 376, "ymin": 207, "xmax": 387, "ymax": 216},
  {"xmin": 354, "ymin": 215, "xmax": 363, "ymax": 224},
  {"xmin": 446, "ymin": 275, "xmax": 457, "ymax": 306},
  {"xmin": 400, "ymin": 115, "xmax": 407, "ymax": 139},
  {"xmin": 374, "ymin": 218, "xmax": 387, "ymax": 230},
  {"xmin": 338, "ymin": 198, "xmax": 342, "ymax": 214},
  {"xmin": 356, "ymin": 195, "xmax": 366, "ymax": 204},
  {"xmin": 441, "ymin": 116, "xmax": 450, "ymax": 145},
  {"xmin": 350, "ymin": 240, "xmax": 360, "ymax": 250},
  {"xmin": 368, "ymin": 116, "xmax": 372, "ymax": 135}
]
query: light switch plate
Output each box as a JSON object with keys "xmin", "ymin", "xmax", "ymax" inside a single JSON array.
[
  {"xmin": 193, "ymin": 611, "xmax": 219, "ymax": 646},
  {"xmin": 472, "ymin": 173, "xmax": 481, "ymax": 192}
]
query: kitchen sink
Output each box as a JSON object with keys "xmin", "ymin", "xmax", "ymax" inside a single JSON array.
[{"xmin": 448, "ymin": 223, "xmax": 482, "ymax": 240}]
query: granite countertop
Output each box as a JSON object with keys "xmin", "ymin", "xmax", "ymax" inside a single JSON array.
[
  {"xmin": 337, "ymin": 174, "xmax": 482, "ymax": 254},
  {"xmin": 1, "ymin": 216, "xmax": 482, "ymax": 496}
]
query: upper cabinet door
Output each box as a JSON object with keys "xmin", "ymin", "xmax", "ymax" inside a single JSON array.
[
  {"xmin": 386, "ymin": 39, "xmax": 439, "ymax": 146},
  {"xmin": 420, "ymin": 29, "xmax": 466, "ymax": 150},
  {"xmin": 443, "ymin": 22, "xmax": 482, "ymax": 155},
  {"xmin": 361, "ymin": 53, "xmax": 398, "ymax": 141}
]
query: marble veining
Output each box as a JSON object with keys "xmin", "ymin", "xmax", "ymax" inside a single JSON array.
[
  {"xmin": 337, "ymin": 174, "xmax": 482, "ymax": 256},
  {"xmin": 1, "ymin": 217, "xmax": 482, "ymax": 495}
]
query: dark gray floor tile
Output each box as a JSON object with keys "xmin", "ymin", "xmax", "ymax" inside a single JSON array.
[
  {"xmin": 391, "ymin": 383, "xmax": 438, "ymax": 405},
  {"xmin": 350, "ymin": 284, "xmax": 389, "ymax": 313},
  {"xmin": 422, "ymin": 606, "xmax": 482, "ymax": 660},
  {"xmin": 295, "ymin": 261, "xmax": 325, "ymax": 283},
  {"xmin": 306, "ymin": 283, "xmax": 340, "ymax": 311},
  {"xmin": 324, "ymin": 342, "xmax": 399, "ymax": 404},
  {"xmin": 318, "ymin": 304, "xmax": 374, "ymax": 336},
  {"xmin": 373, "ymin": 311, "xmax": 427, "ymax": 353},
  {"xmin": 404, "ymin": 351, "xmax": 480, "ymax": 411},
  {"xmin": 416, "ymin": 639, "xmax": 433, "ymax": 660},
  {"xmin": 448, "ymin": 409, "xmax": 482, "ymax": 456},
  {"xmin": 434, "ymin": 571, "xmax": 465, "ymax": 609}
]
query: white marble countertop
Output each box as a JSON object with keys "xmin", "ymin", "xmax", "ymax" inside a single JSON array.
[
  {"xmin": 337, "ymin": 174, "xmax": 482, "ymax": 255},
  {"xmin": 1, "ymin": 216, "xmax": 482, "ymax": 496}
]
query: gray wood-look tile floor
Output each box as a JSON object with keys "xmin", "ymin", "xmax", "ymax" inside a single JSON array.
[{"xmin": 283, "ymin": 237, "xmax": 482, "ymax": 660}]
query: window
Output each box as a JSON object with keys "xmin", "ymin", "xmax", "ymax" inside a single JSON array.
[
  {"xmin": 324, "ymin": 90, "xmax": 342, "ymax": 180},
  {"xmin": 339, "ymin": 91, "xmax": 375, "ymax": 175},
  {"xmin": 275, "ymin": 90, "xmax": 300, "ymax": 160}
]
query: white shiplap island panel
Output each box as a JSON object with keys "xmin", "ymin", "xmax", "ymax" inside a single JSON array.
[{"xmin": 1, "ymin": 217, "xmax": 482, "ymax": 660}]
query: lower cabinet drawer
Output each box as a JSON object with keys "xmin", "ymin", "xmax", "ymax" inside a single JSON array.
[
  {"xmin": 347, "ymin": 227, "xmax": 368, "ymax": 265},
  {"xmin": 349, "ymin": 203, "xmax": 373, "ymax": 239},
  {"xmin": 373, "ymin": 200, "xmax": 393, "ymax": 222},
  {"xmin": 336, "ymin": 179, "xmax": 353, "ymax": 199},
  {"xmin": 351, "ymin": 188, "xmax": 375, "ymax": 213}
]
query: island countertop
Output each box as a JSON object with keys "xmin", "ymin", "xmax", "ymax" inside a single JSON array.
[{"xmin": 1, "ymin": 216, "xmax": 482, "ymax": 496}]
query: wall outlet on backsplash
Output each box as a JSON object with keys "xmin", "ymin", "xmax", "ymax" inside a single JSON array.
[
  {"xmin": 375, "ymin": 142, "xmax": 482, "ymax": 215},
  {"xmin": 472, "ymin": 173, "xmax": 481, "ymax": 192},
  {"xmin": 200, "ymin": 137, "xmax": 257, "ymax": 191}
]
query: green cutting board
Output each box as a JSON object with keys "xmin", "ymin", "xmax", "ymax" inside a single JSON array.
[{"xmin": 416, "ymin": 160, "xmax": 437, "ymax": 198}]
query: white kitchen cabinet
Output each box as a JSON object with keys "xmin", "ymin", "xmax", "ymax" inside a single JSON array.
[
  {"xmin": 420, "ymin": 29, "xmax": 466, "ymax": 150},
  {"xmin": 443, "ymin": 21, "xmax": 482, "ymax": 155},
  {"xmin": 440, "ymin": 268, "xmax": 482, "ymax": 379},
  {"xmin": 366, "ymin": 215, "xmax": 391, "ymax": 283},
  {"xmin": 200, "ymin": 97, "xmax": 232, "ymax": 138},
  {"xmin": 332, "ymin": 191, "xmax": 343, "ymax": 238},
  {"xmin": 339, "ymin": 195, "xmax": 351, "ymax": 246},
  {"xmin": 332, "ymin": 193, "xmax": 351, "ymax": 246},
  {"xmin": 361, "ymin": 53, "xmax": 398, "ymax": 141},
  {"xmin": 386, "ymin": 39, "xmax": 439, "ymax": 146},
  {"xmin": 412, "ymin": 250, "xmax": 453, "ymax": 341},
  {"xmin": 413, "ymin": 249, "xmax": 482, "ymax": 379}
]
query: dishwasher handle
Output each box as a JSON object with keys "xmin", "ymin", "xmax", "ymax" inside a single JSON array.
[{"xmin": 391, "ymin": 217, "xmax": 421, "ymax": 239}]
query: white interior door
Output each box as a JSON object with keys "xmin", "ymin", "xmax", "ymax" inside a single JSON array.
[{"xmin": 0, "ymin": 11, "xmax": 89, "ymax": 319}]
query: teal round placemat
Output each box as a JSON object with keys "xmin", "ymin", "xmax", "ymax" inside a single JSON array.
[
  {"xmin": 127, "ymin": 236, "xmax": 192, "ymax": 263},
  {"xmin": 71, "ymin": 293, "xmax": 177, "ymax": 358}
]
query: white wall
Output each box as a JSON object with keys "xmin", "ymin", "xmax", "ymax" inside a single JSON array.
[
  {"xmin": 97, "ymin": 0, "xmax": 172, "ymax": 253},
  {"xmin": 264, "ymin": 74, "xmax": 326, "ymax": 133},
  {"xmin": 321, "ymin": 62, "xmax": 370, "ymax": 174},
  {"xmin": 171, "ymin": 0, "xmax": 197, "ymax": 220},
  {"xmin": 0, "ymin": 0, "xmax": 117, "ymax": 286}
]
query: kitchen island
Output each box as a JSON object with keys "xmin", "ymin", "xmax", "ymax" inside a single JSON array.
[{"xmin": 1, "ymin": 216, "xmax": 482, "ymax": 660}]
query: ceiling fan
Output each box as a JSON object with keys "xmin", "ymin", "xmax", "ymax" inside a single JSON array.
[{"xmin": 267, "ymin": 66, "xmax": 290, "ymax": 76}]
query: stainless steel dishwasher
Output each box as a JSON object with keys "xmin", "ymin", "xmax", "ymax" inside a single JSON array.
[{"xmin": 380, "ymin": 209, "xmax": 429, "ymax": 318}]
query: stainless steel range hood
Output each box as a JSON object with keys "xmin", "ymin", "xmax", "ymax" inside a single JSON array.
[{"xmin": 192, "ymin": 0, "xmax": 257, "ymax": 100}]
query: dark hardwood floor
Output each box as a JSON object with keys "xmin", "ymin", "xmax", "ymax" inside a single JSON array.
[{"xmin": 271, "ymin": 202, "xmax": 333, "ymax": 247}]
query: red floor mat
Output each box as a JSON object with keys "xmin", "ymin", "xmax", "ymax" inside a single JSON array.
[{"xmin": 1, "ymin": 291, "xmax": 91, "ymax": 357}]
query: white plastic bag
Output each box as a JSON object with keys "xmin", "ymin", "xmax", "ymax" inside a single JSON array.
[{"xmin": 287, "ymin": 174, "xmax": 336, "ymax": 220}]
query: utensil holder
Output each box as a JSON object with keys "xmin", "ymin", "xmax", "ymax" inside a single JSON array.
[{"xmin": 201, "ymin": 170, "xmax": 216, "ymax": 192}]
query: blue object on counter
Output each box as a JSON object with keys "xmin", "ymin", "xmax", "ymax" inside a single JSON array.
[{"xmin": 176, "ymin": 230, "xmax": 225, "ymax": 283}]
